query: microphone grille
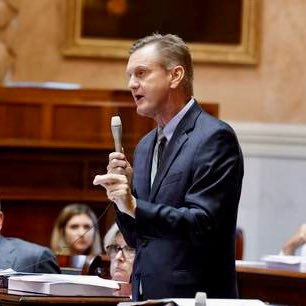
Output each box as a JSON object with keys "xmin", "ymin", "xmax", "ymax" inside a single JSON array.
[{"xmin": 111, "ymin": 116, "xmax": 122, "ymax": 127}]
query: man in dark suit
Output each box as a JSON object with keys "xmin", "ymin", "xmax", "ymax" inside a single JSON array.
[
  {"xmin": 0, "ymin": 204, "xmax": 60, "ymax": 273},
  {"xmin": 93, "ymin": 33, "xmax": 244, "ymax": 300}
]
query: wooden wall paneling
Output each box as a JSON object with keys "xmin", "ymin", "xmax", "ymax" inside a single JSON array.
[
  {"xmin": 0, "ymin": 86, "xmax": 219, "ymax": 247},
  {"xmin": 0, "ymin": 147, "xmax": 110, "ymax": 201},
  {"xmin": 53, "ymin": 104, "xmax": 103, "ymax": 142},
  {"xmin": 0, "ymin": 199, "xmax": 110, "ymax": 247},
  {"xmin": 0, "ymin": 103, "xmax": 42, "ymax": 140}
]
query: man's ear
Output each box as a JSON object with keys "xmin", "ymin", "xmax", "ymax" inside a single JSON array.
[
  {"xmin": 0, "ymin": 211, "xmax": 3, "ymax": 232},
  {"xmin": 169, "ymin": 66, "xmax": 185, "ymax": 89}
]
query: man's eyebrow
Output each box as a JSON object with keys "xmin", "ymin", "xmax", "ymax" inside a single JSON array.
[{"xmin": 127, "ymin": 65, "xmax": 149, "ymax": 73}]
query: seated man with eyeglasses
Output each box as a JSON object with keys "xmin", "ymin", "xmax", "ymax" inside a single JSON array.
[{"xmin": 104, "ymin": 223, "xmax": 135, "ymax": 283}]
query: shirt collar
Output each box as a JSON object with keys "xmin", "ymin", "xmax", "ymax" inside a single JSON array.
[{"xmin": 160, "ymin": 98, "xmax": 195, "ymax": 141}]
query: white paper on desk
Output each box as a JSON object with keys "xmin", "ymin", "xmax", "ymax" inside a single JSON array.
[
  {"xmin": 118, "ymin": 298, "xmax": 266, "ymax": 306},
  {"xmin": 206, "ymin": 300, "xmax": 266, "ymax": 306},
  {"xmin": 260, "ymin": 254, "xmax": 306, "ymax": 272},
  {"xmin": 261, "ymin": 255, "xmax": 302, "ymax": 265},
  {"xmin": 236, "ymin": 260, "xmax": 266, "ymax": 267},
  {"xmin": 9, "ymin": 273, "xmax": 119, "ymax": 288},
  {"xmin": 8, "ymin": 274, "xmax": 120, "ymax": 296}
]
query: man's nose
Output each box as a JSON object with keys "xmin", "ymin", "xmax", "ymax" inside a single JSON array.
[{"xmin": 128, "ymin": 75, "xmax": 139, "ymax": 90}]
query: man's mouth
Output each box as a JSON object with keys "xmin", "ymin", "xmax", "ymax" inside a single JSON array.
[{"xmin": 134, "ymin": 95, "xmax": 144, "ymax": 102}]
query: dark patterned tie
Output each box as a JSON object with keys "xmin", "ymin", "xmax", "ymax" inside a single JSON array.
[
  {"xmin": 151, "ymin": 129, "xmax": 167, "ymax": 185},
  {"xmin": 157, "ymin": 136, "xmax": 167, "ymax": 168}
]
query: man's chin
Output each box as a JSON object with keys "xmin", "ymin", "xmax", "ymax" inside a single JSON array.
[{"xmin": 136, "ymin": 107, "xmax": 154, "ymax": 119}]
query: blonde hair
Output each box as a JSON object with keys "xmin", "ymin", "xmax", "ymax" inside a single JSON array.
[
  {"xmin": 103, "ymin": 223, "xmax": 120, "ymax": 252},
  {"xmin": 50, "ymin": 203, "xmax": 102, "ymax": 255}
]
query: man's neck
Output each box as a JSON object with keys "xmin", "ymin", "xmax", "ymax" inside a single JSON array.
[{"xmin": 155, "ymin": 94, "xmax": 191, "ymax": 126}]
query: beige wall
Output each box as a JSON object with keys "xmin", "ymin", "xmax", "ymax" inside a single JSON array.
[{"xmin": 4, "ymin": 0, "xmax": 306, "ymax": 123}]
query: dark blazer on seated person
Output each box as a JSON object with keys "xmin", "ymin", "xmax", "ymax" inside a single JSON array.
[{"xmin": 0, "ymin": 235, "xmax": 60, "ymax": 273}]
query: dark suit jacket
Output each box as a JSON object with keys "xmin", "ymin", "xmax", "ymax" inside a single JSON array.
[
  {"xmin": 0, "ymin": 235, "xmax": 60, "ymax": 273},
  {"xmin": 116, "ymin": 101, "xmax": 244, "ymax": 300}
]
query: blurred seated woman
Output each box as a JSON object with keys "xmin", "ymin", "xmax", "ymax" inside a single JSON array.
[
  {"xmin": 51, "ymin": 203, "xmax": 102, "ymax": 256},
  {"xmin": 104, "ymin": 223, "xmax": 135, "ymax": 282}
]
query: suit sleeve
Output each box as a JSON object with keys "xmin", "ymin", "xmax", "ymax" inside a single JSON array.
[
  {"xmin": 118, "ymin": 126, "xmax": 243, "ymax": 245},
  {"xmin": 35, "ymin": 247, "xmax": 61, "ymax": 274}
]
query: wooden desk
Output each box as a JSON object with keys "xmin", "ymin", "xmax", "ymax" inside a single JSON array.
[
  {"xmin": 237, "ymin": 262, "xmax": 306, "ymax": 306},
  {"xmin": 0, "ymin": 288, "xmax": 131, "ymax": 305}
]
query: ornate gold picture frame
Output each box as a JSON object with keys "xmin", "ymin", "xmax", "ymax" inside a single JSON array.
[{"xmin": 63, "ymin": 0, "xmax": 260, "ymax": 64}]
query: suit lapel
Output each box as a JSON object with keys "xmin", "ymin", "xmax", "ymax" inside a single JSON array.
[
  {"xmin": 135, "ymin": 130, "xmax": 157, "ymax": 200},
  {"xmin": 144, "ymin": 132, "xmax": 156, "ymax": 196},
  {"xmin": 149, "ymin": 101, "xmax": 202, "ymax": 201}
]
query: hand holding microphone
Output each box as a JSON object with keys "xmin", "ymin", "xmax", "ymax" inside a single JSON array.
[
  {"xmin": 109, "ymin": 116, "xmax": 133, "ymax": 182},
  {"xmin": 93, "ymin": 115, "xmax": 136, "ymax": 217}
]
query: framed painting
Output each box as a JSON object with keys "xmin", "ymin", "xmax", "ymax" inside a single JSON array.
[{"xmin": 63, "ymin": 0, "xmax": 260, "ymax": 64}]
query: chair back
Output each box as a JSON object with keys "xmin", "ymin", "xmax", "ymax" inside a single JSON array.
[
  {"xmin": 235, "ymin": 227, "xmax": 244, "ymax": 260},
  {"xmin": 81, "ymin": 254, "xmax": 103, "ymax": 276},
  {"xmin": 56, "ymin": 254, "xmax": 104, "ymax": 276}
]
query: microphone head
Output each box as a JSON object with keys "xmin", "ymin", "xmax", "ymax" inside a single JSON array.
[
  {"xmin": 111, "ymin": 116, "xmax": 122, "ymax": 127},
  {"xmin": 111, "ymin": 116, "xmax": 122, "ymax": 152}
]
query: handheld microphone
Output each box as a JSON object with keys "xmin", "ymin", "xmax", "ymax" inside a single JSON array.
[
  {"xmin": 111, "ymin": 116, "xmax": 122, "ymax": 152},
  {"xmin": 195, "ymin": 292, "xmax": 207, "ymax": 306}
]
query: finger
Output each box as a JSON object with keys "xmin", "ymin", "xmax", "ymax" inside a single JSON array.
[
  {"xmin": 109, "ymin": 152, "xmax": 126, "ymax": 162},
  {"xmin": 106, "ymin": 189, "xmax": 114, "ymax": 201},
  {"xmin": 93, "ymin": 174, "xmax": 116, "ymax": 186},
  {"xmin": 125, "ymin": 160, "xmax": 132, "ymax": 169},
  {"xmin": 109, "ymin": 158, "xmax": 127, "ymax": 169},
  {"xmin": 108, "ymin": 186, "xmax": 130, "ymax": 202},
  {"xmin": 107, "ymin": 165, "xmax": 126, "ymax": 175},
  {"xmin": 93, "ymin": 174, "xmax": 127, "ymax": 185}
]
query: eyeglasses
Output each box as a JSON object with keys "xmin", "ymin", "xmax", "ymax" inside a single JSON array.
[{"xmin": 106, "ymin": 244, "xmax": 135, "ymax": 259}]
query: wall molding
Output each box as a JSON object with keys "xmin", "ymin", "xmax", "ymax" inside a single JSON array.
[{"xmin": 228, "ymin": 122, "xmax": 306, "ymax": 158}]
